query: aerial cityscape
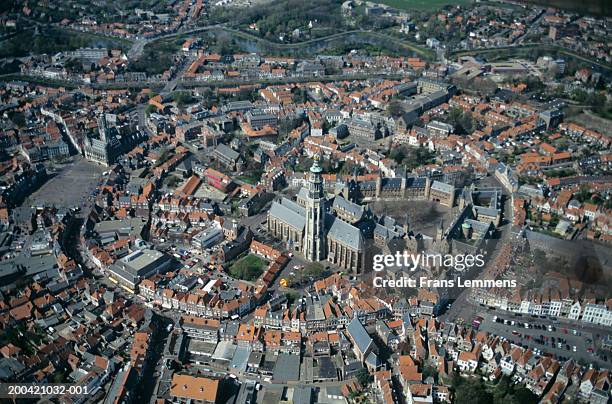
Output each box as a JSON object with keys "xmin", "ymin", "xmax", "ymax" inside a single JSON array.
[{"xmin": 0, "ymin": 0, "xmax": 610, "ymax": 403}]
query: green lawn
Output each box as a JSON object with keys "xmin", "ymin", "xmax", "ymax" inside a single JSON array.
[
  {"xmin": 237, "ymin": 169, "xmax": 263, "ymax": 185},
  {"xmin": 229, "ymin": 254, "xmax": 267, "ymax": 281},
  {"xmin": 374, "ymin": 0, "xmax": 473, "ymax": 10}
]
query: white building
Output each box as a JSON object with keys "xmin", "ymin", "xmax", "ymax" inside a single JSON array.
[
  {"xmin": 568, "ymin": 301, "xmax": 582, "ymax": 320},
  {"xmin": 581, "ymin": 304, "xmax": 612, "ymax": 327}
]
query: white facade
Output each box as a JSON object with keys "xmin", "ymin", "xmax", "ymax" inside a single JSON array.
[
  {"xmin": 568, "ymin": 301, "xmax": 582, "ymax": 320},
  {"xmin": 582, "ymin": 304, "xmax": 612, "ymax": 326}
]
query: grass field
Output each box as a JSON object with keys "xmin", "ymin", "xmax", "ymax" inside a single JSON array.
[
  {"xmin": 375, "ymin": 0, "xmax": 473, "ymax": 11},
  {"xmin": 229, "ymin": 254, "xmax": 267, "ymax": 281}
]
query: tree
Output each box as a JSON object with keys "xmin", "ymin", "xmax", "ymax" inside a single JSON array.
[
  {"xmin": 51, "ymin": 369, "xmax": 67, "ymax": 383},
  {"xmin": 291, "ymin": 88, "xmax": 308, "ymax": 104},
  {"xmin": 387, "ymin": 100, "xmax": 403, "ymax": 117},
  {"xmin": 172, "ymin": 91, "xmax": 192, "ymax": 108},
  {"xmin": 229, "ymin": 254, "xmax": 266, "ymax": 281},
  {"xmin": 166, "ymin": 175, "xmax": 181, "ymax": 188},
  {"xmin": 552, "ymin": 85, "xmax": 565, "ymax": 98},
  {"xmin": 587, "ymin": 92, "xmax": 606, "ymax": 107},
  {"xmin": 285, "ymin": 291, "xmax": 299, "ymax": 305},
  {"xmin": 422, "ymin": 364, "xmax": 438, "ymax": 381},
  {"xmin": 493, "ymin": 375, "xmax": 511, "ymax": 401},
  {"xmin": 356, "ymin": 368, "xmax": 373, "ymax": 386},
  {"xmin": 471, "ymin": 77, "xmax": 498, "ymax": 95},
  {"xmin": 408, "ymin": 146, "xmax": 436, "ymax": 169},
  {"xmin": 390, "ymin": 148, "xmax": 406, "ymax": 164},
  {"xmin": 447, "ymin": 106, "xmax": 475, "ymax": 135},
  {"xmin": 454, "ymin": 378, "xmax": 493, "ymax": 403},
  {"xmin": 8, "ymin": 111, "xmax": 25, "ymax": 127},
  {"xmin": 145, "ymin": 104, "xmax": 157, "ymax": 116},
  {"xmin": 523, "ymin": 76, "xmax": 544, "ymax": 92},
  {"xmin": 213, "ymin": 32, "xmax": 234, "ymax": 55},
  {"xmin": 512, "ymin": 386, "xmax": 537, "ymax": 403},
  {"xmin": 572, "ymin": 89, "xmax": 588, "ymax": 104}
]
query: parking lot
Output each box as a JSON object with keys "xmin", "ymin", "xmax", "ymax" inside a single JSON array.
[{"xmin": 478, "ymin": 311, "xmax": 610, "ymax": 368}]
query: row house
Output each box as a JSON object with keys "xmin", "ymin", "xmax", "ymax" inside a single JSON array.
[
  {"xmin": 525, "ymin": 357, "xmax": 560, "ymax": 397},
  {"xmin": 500, "ymin": 346, "xmax": 524, "ymax": 375},
  {"xmin": 483, "ymin": 291, "xmax": 608, "ymax": 327},
  {"xmin": 180, "ymin": 315, "xmax": 220, "ymax": 343},
  {"xmin": 236, "ymin": 323, "xmax": 264, "ymax": 351},
  {"xmin": 456, "ymin": 345, "xmax": 481, "ymax": 373},
  {"xmin": 373, "ymin": 370, "xmax": 396, "ymax": 404},
  {"xmin": 350, "ymin": 297, "xmax": 391, "ymax": 325},
  {"xmin": 263, "ymin": 330, "xmax": 301, "ymax": 354}
]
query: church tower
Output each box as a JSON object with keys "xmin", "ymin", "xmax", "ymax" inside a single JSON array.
[
  {"xmin": 303, "ymin": 154, "xmax": 326, "ymax": 262},
  {"xmin": 436, "ymin": 219, "xmax": 445, "ymax": 241},
  {"xmin": 97, "ymin": 114, "xmax": 108, "ymax": 143},
  {"xmin": 375, "ymin": 171, "xmax": 382, "ymax": 199}
]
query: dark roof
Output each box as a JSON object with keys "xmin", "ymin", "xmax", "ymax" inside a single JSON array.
[{"xmin": 347, "ymin": 318, "xmax": 372, "ymax": 356}]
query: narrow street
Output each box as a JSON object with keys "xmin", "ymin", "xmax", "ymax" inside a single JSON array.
[{"xmin": 133, "ymin": 314, "xmax": 174, "ymax": 403}]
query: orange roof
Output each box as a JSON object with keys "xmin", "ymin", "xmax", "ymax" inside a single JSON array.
[
  {"xmin": 181, "ymin": 315, "xmax": 220, "ymax": 328},
  {"xmin": 9, "ymin": 302, "xmax": 33, "ymax": 321},
  {"xmin": 170, "ymin": 374, "xmax": 219, "ymax": 402},
  {"xmin": 177, "ymin": 175, "xmax": 201, "ymax": 197},
  {"xmin": 399, "ymin": 365, "xmax": 422, "ymax": 382},
  {"xmin": 264, "ymin": 330, "xmax": 281, "ymax": 346},
  {"xmin": 552, "ymin": 152, "xmax": 571, "ymax": 161},
  {"xmin": 236, "ymin": 323, "xmax": 260, "ymax": 342},
  {"xmin": 540, "ymin": 143, "xmax": 556, "ymax": 154}
]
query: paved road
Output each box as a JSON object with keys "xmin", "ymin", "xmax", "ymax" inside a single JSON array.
[
  {"xmin": 161, "ymin": 56, "xmax": 194, "ymax": 95},
  {"xmin": 135, "ymin": 104, "xmax": 155, "ymax": 137},
  {"xmin": 7, "ymin": 71, "xmax": 411, "ymax": 93},
  {"xmin": 127, "ymin": 39, "xmax": 147, "ymax": 60},
  {"xmin": 513, "ymin": 9, "xmax": 545, "ymax": 45},
  {"xmin": 100, "ymin": 71, "xmax": 409, "ymax": 90},
  {"xmin": 134, "ymin": 314, "xmax": 173, "ymax": 403}
]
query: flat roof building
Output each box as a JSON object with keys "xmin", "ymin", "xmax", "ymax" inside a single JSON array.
[{"xmin": 108, "ymin": 249, "xmax": 172, "ymax": 292}]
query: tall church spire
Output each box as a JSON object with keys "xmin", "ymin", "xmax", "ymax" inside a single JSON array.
[
  {"xmin": 308, "ymin": 154, "xmax": 324, "ymax": 197},
  {"xmin": 303, "ymin": 154, "xmax": 326, "ymax": 262}
]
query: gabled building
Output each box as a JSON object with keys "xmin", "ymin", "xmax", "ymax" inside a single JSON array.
[{"xmin": 346, "ymin": 318, "xmax": 380, "ymax": 371}]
